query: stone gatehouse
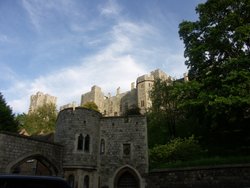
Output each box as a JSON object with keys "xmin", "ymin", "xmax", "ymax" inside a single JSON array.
[
  {"xmin": 55, "ymin": 107, "xmax": 148, "ymax": 188},
  {"xmin": 0, "ymin": 107, "xmax": 148, "ymax": 188}
]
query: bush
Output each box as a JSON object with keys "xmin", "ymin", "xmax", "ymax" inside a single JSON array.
[{"xmin": 149, "ymin": 135, "xmax": 203, "ymax": 165}]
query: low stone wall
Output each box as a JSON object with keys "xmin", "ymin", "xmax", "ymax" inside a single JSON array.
[{"xmin": 146, "ymin": 164, "xmax": 250, "ymax": 188}]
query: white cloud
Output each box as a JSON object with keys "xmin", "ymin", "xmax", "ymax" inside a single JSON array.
[
  {"xmin": 5, "ymin": 0, "xmax": 188, "ymax": 114},
  {"xmin": 99, "ymin": 0, "xmax": 121, "ymax": 16}
]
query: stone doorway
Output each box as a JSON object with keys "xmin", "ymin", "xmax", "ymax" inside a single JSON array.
[{"xmin": 114, "ymin": 167, "xmax": 139, "ymax": 188}]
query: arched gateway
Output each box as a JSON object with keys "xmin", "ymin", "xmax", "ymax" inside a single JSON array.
[
  {"xmin": 0, "ymin": 132, "xmax": 63, "ymax": 176},
  {"xmin": 114, "ymin": 167, "xmax": 141, "ymax": 188}
]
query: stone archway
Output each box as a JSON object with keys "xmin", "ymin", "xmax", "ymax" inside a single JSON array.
[
  {"xmin": 114, "ymin": 167, "xmax": 140, "ymax": 188},
  {"xmin": 7, "ymin": 154, "xmax": 59, "ymax": 176}
]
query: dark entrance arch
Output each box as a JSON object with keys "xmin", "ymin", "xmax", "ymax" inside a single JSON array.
[
  {"xmin": 9, "ymin": 154, "xmax": 59, "ymax": 176},
  {"xmin": 114, "ymin": 167, "xmax": 139, "ymax": 188}
]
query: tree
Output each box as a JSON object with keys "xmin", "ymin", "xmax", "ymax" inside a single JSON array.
[
  {"xmin": 0, "ymin": 92, "xmax": 18, "ymax": 132},
  {"xmin": 148, "ymin": 79, "xmax": 181, "ymax": 145},
  {"xmin": 82, "ymin": 101, "xmax": 99, "ymax": 112},
  {"xmin": 124, "ymin": 105, "xmax": 141, "ymax": 116},
  {"xmin": 179, "ymin": 0, "xmax": 250, "ymax": 128},
  {"xmin": 18, "ymin": 103, "xmax": 57, "ymax": 135}
]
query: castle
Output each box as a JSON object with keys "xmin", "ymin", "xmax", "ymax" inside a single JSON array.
[
  {"xmin": 59, "ymin": 69, "xmax": 188, "ymax": 116},
  {"xmin": 29, "ymin": 92, "xmax": 57, "ymax": 113},
  {"xmin": 80, "ymin": 69, "xmax": 172, "ymax": 116},
  {"xmin": 17, "ymin": 69, "xmax": 187, "ymax": 187}
]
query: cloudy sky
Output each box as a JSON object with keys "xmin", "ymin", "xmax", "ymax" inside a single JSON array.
[{"xmin": 0, "ymin": 0, "xmax": 205, "ymax": 114}]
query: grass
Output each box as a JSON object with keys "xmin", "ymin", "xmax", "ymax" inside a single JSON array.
[{"xmin": 150, "ymin": 155, "xmax": 250, "ymax": 170}]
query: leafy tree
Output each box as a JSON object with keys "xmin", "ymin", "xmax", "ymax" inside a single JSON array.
[
  {"xmin": 0, "ymin": 92, "xmax": 18, "ymax": 132},
  {"xmin": 82, "ymin": 101, "xmax": 99, "ymax": 112},
  {"xmin": 148, "ymin": 79, "xmax": 181, "ymax": 145},
  {"xmin": 18, "ymin": 103, "xmax": 57, "ymax": 135},
  {"xmin": 179, "ymin": 0, "xmax": 250, "ymax": 129},
  {"xmin": 124, "ymin": 105, "xmax": 141, "ymax": 116}
]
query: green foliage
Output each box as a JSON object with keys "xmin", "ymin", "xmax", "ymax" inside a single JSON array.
[
  {"xmin": 124, "ymin": 105, "xmax": 141, "ymax": 116},
  {"xmin": 17, "ymin": 103, "xmax": 57, "ymax": 135},
  {"xmin": 82, "ymin": 101, "xmax": 99, "ymax": 112},
  {"xmin": 0, "ymin": 92, "xmax": 18, "ymax": 132},
  {"xmin": 149, "ymin": 136, "xmax": 203, "ymax": 165},
  {"xmin": 148, "ymin": 79, "xmax": 180, "ymax": 139},
  {"xmin": 178, "ymin": 0, "xmax": 250, "ymax": 135}
]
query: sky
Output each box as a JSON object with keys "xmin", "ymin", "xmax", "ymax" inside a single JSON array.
[{"xmin": 0, "ymin": 0, "xmax": 206, "ymax": 114}]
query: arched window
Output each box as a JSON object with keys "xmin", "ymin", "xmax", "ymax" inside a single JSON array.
[
  {"xmin": 84, "ymin": 135, "xmax": 90, "ymax": 152},
  {"xmin": 83, "ymin": 175, "xmax": 89, "ymax": 188},
  {"xmin": 68, "ymin": 174, "xmax": 74, "ymax": 188},
  {"xmin": 77, "ymin": 134, "xmax": 83, "ymax": 150},
  {"xmin": 100, "ymin": 139, "xmax": 105, "ymax": 154}
]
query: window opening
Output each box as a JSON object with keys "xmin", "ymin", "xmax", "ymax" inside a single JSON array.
[
  {"xmin": 123, "ymin": 143, "xmax": 131, "ymax": 157},
  {"xmin": 100, "ymin": 139, "xmax": 105, "ymax": 154},
  {"xmin": 83, "ymin": 175, "xmax": 89, "ymax": 188},
  {"xmin": 84, "ymin": 135, "xmax": 90, "ymax": 152},
  {"xmin": 77, "ymin": 134, "xmax": 84, "ymax": 150},
  {"xmin": 68, "ymin": 174, "xmax": 74, "ymax": 188}
]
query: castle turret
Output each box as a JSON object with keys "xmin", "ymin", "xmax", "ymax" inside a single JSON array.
[{"xmin": 136, "ymin": 74, "xmax": 154, "ymax": 114}]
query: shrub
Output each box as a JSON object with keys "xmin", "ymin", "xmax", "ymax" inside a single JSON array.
[{"xmin": 149, "ymin": 135, "xmax": 203, "ymax": 165}]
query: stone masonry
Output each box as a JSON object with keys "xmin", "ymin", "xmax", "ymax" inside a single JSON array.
[
  {"xmin": 0, "ymin": 131, "xmax": 63, "ymax": 175},
  {"xmin": 29, "ymin": 91, "xmax": 57, "ymax": 113},
  {"xmin": 54, "ymin": 107, "xmax": 148, "ymax": 188},
  {"xmin": 80, "ymin": 69, "xmax": 175, "ymax": 116}
]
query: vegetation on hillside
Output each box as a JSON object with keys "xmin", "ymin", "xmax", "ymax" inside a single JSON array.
[{"xmin": 148, "ymin": 0, "xmax": 250, "ymax": 169}]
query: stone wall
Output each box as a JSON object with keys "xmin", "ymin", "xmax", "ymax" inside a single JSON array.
[
  {"xmin": 55, "ymin": 107, "xmax": 148, "ymax": 188},
  {"xmin": 99, "ymin": 115, "xmax": 148, "ymax": 187},
  {"xmin": 0, "ymin": 131, "xmax": 63, "ymax": 175},
  {"xmin": 146, "ymin": 164, "xmax": 250, "ymax": 188},
  {"xmin": 54, "ymin": 107, "xmax": 102, "ymax": 168}
]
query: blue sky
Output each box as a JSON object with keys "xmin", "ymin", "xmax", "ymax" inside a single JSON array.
[{"xmin": 0, "ymin": 0, "xmax": 206, "ymax": 114}]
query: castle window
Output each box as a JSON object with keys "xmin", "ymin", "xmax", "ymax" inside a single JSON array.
[
  {"xmin": 100, "ymin": 139, "xmax": 105, "ymax": 154},
  {"xmin": 141, "ymin": 100, "xmax": 145, "ymax": 107},
  {"xmin": 114, "ymin": 112, "xmax": 118, "ymax": 116},
  {"xmin": 77, "ymin": 134, "xmax": 84, "ymax": 150},
  {"xmin": 123, "ymin": 143, "xmax": 131, "ymax": 157},
  {"xmin": 68, "ymin": 174, "xmax": 74, "ymax": 188},
  {"xmin": 83, "ymin": 175, "xmax": 89, "ymax": 188},
  {"xmin": 84, "ymin": 135, "xmax": 90, "ymax": 152}
]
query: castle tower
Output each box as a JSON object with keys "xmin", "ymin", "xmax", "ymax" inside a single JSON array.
[
  {"xmin": 29, "ymin": 92, "xmax": 57, "ymax": 113},
  {"xmin": 136, "ymin": 74, "xmax": 154, "ymax": 114},
  {"xmin": 81, "ymin": 85, "xmax": 105, "ymax": 112}
]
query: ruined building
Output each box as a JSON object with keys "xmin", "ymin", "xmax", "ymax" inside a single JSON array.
[
  {"xmin": 80, "ymin": 69, "xmax": 176, "ymax": 116},
  {"xmin": 29, "ymin": 92, "xmax": 57, "ymax": 113}
]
